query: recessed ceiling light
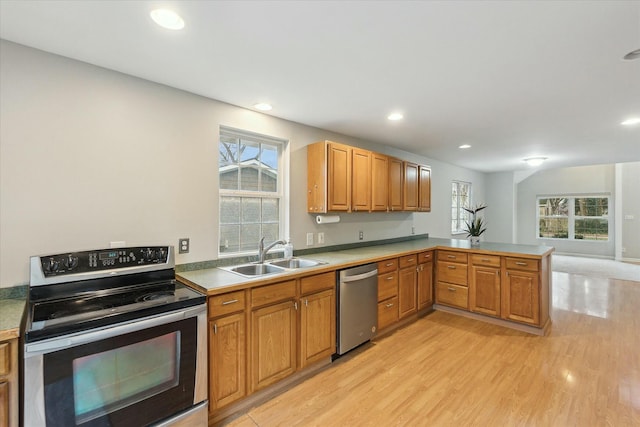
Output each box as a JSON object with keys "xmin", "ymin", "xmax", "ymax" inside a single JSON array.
[
  {"xmin": 253, "ymin": 103, "xmax": 273, "ymax": 111},
  {"xmin": 387, "ymin": 113, "xmax": 404, "ymax": 121},
  {"xmin": 623, "ymin": 48, "xmax": 640, "ymax": 61},
  {"xmin": 459, "ymin": 144, "xmax": 471, "ymax": 149},
  {"xmin": 524, "ymin": 157, "xmax": 547, "ymax": 167},
  {"xmin": 150, "ymin": 9, "xmax": 185, "ymax": 30},
  {"xmin": 621, "ymin": 117, "xmax": 640, "ymax": 126}
]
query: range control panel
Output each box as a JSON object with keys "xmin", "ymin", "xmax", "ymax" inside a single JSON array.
[{"xmin": 38, "ymin": 246, "xmax": 172, "ymax": 277}]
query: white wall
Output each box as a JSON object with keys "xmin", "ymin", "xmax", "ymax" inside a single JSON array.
[
  {"xmin": 0, "ymin": 41, "xmax": 485, "ymax": 287},
  {"xmin": 484, "ymin": 171, "xmax": 516, "ymax": 244},
  {"xmin": 618, "ymin": 162, "xmax": 640, "ymax": 261},
  {"xmin": 516, "ymin": 164, "xmax": 616, "ymax": 258}
]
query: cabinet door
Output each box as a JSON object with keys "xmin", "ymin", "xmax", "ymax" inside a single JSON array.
[
  {"xmin": 378, "ymin": 297, "xmax": 399, "ymax": 330},
  {"xmin": 251, "ymin": 300, "xmax": 297, "ymax": 392},
  {"xmin": 388, "ymin": 158, "xmax": 404, "ymax": 211},
  {"xmin": 307, "ymin": 141, "xmax": 327, "ymax": 213},
  {"xmin": 209, "ymin": 313, "xmax": 246, "ymax": 410},
  {"xmin": 403, "ymin": 162, "xmax": 419, "ymax": 211},
  {"xmin": 0, "ymin": 381, "xmax": 7, "ymax": 427},
  {"xmin": 398, "ymin": 266, "xmax": 417, "ymax": 319},
  {"xmin": 327, "ymin": 142, "xmax": 351, "ymax": 211},
  {"xmin": 502, "ymin": 270, "xmax": 540, "ymax": 325},
  {"xmin": 417, "ymin": 262, "xmax": 433, "ymax": 310},
  {"xmin": 300, "ymin": 289, "xmax": 336, "ymax": 368},
  {"xmin": 470, "ymin": 266, "xmax": 501, "ymax": 317},
  {"xmin": 351, "ymin": 148, "xmax": 371, "ymax": 212},
  {"xmin": 371, "ymin": 153, "xmax": 389, "ymax": 211},
  {"xmin": 418, "ymin": 165, "xmax": 431, "ymax": 212}
]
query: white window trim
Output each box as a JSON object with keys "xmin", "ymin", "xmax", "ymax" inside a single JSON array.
[
  {"xmin": 218, "ymin": 126, "xmax": 289, "ymax": 258},
  {"xmin": 451, "ymin": 180, "xmax": 472, "ymax": 235},
  {"xmin": 536, "ymin": 194, "xmax": 610, "ymax": 243}
]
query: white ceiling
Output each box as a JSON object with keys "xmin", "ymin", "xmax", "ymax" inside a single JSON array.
[{"xmin": 1, "ymin": 0, "xmax": 639, "ymax": 172}]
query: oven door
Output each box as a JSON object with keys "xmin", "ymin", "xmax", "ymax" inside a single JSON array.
[{"xmin": 24, "ymin": 305, "xmax": 207, "ymax": 427}]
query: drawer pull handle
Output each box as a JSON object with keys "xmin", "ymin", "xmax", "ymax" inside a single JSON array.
[
  {"xmin": 407, "ymin": 258, "xmax": 415, "ymax": 263},
  {"xmin": 515, "ymin": 262, "xmax": 528, "ymax": 266},
  {"xmin": 447, "ymin": 255, "xmax": 456, "ymax": 259},
  {"xmin": 448, "ymin": 265, "xmax": 456, "ymax": 269},
  {"xmin": 386, "ymin": 262, "xmax": 394, "ymax": 267},
  {"xmin": 221, "ymin": 299, "xmax": 238, "ymax": 305},
  {"xmin": 481, "ymin": 258, "xmax": 490, "ymax": 262},
  {"xmin": 386, "ymin": 303, "xmax": 394, "ymax": 308},
  {"xmin": 447, "ymin": 287, "xmax": 456, "ymax": 292},
  {"xmin": 213, "ymin": 324, "xmax": 218, "ymax": 334},
  {"xmin": 386, "ymin": 276, "xmax": 394, "ymax": 280}
]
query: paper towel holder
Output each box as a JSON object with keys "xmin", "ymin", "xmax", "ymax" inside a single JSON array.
[{"xmin": 316, "ymin": 215, "xmax": 341, "ymax": 224}]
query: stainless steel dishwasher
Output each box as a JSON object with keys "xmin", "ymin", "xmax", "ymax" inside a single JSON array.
[{"xmin": 337, "ymin": 263, "xmax": 378, "ymax": 355}]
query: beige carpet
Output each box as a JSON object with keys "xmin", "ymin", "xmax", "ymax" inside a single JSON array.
[{"xmin": 552, "ymin": 254, "xmax": 640, "ymax": 282}]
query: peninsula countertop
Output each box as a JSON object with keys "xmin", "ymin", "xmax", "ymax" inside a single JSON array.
[{"xmin": 177, "ymin": 237, "xmax": 554, "ymax": 296}]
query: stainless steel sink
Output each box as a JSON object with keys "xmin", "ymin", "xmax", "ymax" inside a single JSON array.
[
  {"xmin": 268, "ymin": 257, "xmax": 326, "ymax": 269},
  {"xmin": 222, "ymin": 263, "xmax": 286, "ymax": 277}
]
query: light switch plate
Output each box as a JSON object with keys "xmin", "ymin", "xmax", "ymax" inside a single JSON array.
[{"xmin": 306, "ymin": 233, "xmax": 314, "ymax": 246}]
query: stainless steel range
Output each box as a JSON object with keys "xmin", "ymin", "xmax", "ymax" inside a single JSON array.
[{"xmin": 23, "ymin": 246, "xmax": 208, "ymax": 427}]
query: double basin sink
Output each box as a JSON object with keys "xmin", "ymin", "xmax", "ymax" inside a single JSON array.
[{"xmin": 221, "ymin": 257, "xmax": 327, "ymax": 278}]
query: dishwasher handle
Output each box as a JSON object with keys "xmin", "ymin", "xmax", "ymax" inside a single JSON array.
[{"xmin": 340, "ymin": 269, "xmax": 378, "ymax": 283}]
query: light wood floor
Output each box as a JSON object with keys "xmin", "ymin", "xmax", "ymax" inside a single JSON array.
[{"xmin": 226, "ymin": 271, "xmax": 640, "ymax": 426}]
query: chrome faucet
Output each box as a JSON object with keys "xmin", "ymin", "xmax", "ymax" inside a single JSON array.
[{"xmin": 258, "ymin": 237, "xmax": 286, "ymax": 263}]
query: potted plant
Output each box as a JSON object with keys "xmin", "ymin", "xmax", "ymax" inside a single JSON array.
[{"xmin": 463, "ymin": 204, "xmax": 487, "ymax": 246}]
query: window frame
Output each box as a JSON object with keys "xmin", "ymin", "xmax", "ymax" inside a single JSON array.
[
  {"xmin": 218, "ymin": 127, "xmax": 289, "ymax": 258},
  {"xmin": 536, "ymin": 194, "xmax": 610, "ymax": 242},
  {"xmin": 451, "ymin": 180, "xmax": 472, "ymax": 235}
]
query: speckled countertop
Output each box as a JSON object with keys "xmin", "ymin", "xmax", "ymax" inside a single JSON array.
[
  {"xmin": 178, "ymin": 237, "xmax": 554, "ymax": 296},
  {"xmin": 0, "ymin": 286, "xmax": 26, "ymax": 341}
]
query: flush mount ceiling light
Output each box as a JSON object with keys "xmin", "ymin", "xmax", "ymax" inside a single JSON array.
[
  {"xmin": 150, "ymin": 9, "xmax": 185, "ymax": 30},
  {"xmin": 621, "ymin": 117, "xmax": 640, "ymax": 126},
  {"xmin": 524, "ymin": 157, "xmax": 547, "ymax": 167},
  {"xmin": 623, "ymin": 48, "xmax": 640, "ymax": 61},
  {"xmin": 387, "ymin": 113, "xmax": 404, "ymax": 121},
  {"xmin": 253, "ymin": 103, "xmax": 273, "ymax": 111},
  {"xmin": 459, "ymin": 144, "xmax": 471, "ymax": 149}
]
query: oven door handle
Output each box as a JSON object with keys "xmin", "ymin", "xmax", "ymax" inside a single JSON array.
[{"xmin": 25, "ymin": 304, "xmax": 206, "ymax": 355}]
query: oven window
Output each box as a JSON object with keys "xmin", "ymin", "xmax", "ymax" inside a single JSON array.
[{"xmin": 73, "ymin": 332, "xmax": 180, "ymax": 424}]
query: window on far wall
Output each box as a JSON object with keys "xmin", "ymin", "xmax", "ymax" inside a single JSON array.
[
  {"xmin": 537, "ymin": 196, "xmax": 609, "ymax": 241},
  {"xmin": 451, "ymin": 181, "xmax": 471, "ymax": 234},
  {"xmin": 218, "ymin": 127, "xmax": 286, "ymax": 256}
]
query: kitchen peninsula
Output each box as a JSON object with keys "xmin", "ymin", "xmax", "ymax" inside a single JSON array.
[{"xmin": 177, "ymin": 237, "xmax": 553, "ymax": 424}]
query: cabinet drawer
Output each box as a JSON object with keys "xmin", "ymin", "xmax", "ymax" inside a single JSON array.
[
  {"xmin": 418, "ymin": 251, "xmax": 433, "ymax": 263},
  {"xmin": 377, "ymin": 258, "xmax": 398, "ymax": 274},
  {"xmin": 437, "ymin": 250, "xmax": 468, "ymax": 264},
  {"xmin": 399, "ymin": 254, "xmax": 418, "ymax": 269},
  {"xmin": 471, "ymin": 254, "xmax": 501, "ymax": 267},
  {"xmin": 436, "ymin": 282, "xmax": 469, "ymax": 309},
  {"xmin": 378, "ymin": 271, "xmax": 398, "ymax": 301},
  {"xmin": 0, "ymin": 342, "xmax": 8, "ymax": 376},
  {"xmin": 505, "ymin": 257, "xmax": 538, "ymax": 272},
  {"xmin": 300, "ymin": 271, "xmax": 335, "ymax": 295},
  {"xmin": 251, "ymin": 280, "xmax": 297, "ymax": 308},
  {"xmin": 378, "ymin": 297, "xmax": 399, "ymax": 330},
  {"xmin": 209, "ymin": 291, "xmax": 246, "ymax": 318},
  {"xmin": 437, "ymin": 262, "xmax": 468, "ymax": 286}
]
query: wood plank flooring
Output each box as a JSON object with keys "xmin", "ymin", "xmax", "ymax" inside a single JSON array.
[{"xmin": 224, "ymin": 271, "xmax": 640, "ymax": 426}]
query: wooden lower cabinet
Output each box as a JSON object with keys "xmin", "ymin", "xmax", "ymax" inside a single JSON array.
[
  {"xmin": 209, "ymin": 313, "xmax": 246, "ymax": 410},
  {"xmin": 0, "ymin": 338, "xmax": 17, "ymax": 427},
  {"xmin": 251, "ymin": 299, "xmax": 297, "ymax": 392},
  {"xmin": 417, "ymin": 261, "xmax": 433, "ymax": 310},
  {"xmin": 398, "ymin": 266, "xmax": 417, "ymax": 319},
  {"xmin": 378, "ymin": 297, "xmax": 399, "ymax": 330},
  {"xmin": 502, "ymin": 269, "xmax": 540, "ymax": 325},
  {"xmin": 299, "ymin": 288, "xmax": 335, "ymax": 368},
  {"xmin": 469, "ymin": 265, "xmax": 501, "ymax": 317},
  {"xmin": 436, "ymin": 282, "xmax": 469, "ymax": 309}
]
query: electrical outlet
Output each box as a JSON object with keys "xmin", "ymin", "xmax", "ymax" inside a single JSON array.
[
  {"xmin": 411, "ymin": 226, "xmax": 415, "ymax": 235},
  {"xmin": 318, "ymin": 232, "xmax": 325, "ymax": 244},
  {"xmin": 359, "ymin": 231, "xmax": 364, "ymax": 241},
  {"xmin": 179, "ymin": 238, "xmax": 190, "ymax": 254},
  {"xmin": 622, "ymin": 247, "xmax": 626, "ymax": 253},
  {"xmin": 306, "ymin": 233, "xmax": 314, "ymax": 246}
]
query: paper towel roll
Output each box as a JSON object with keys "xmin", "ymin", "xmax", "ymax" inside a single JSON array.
[{"xmin": 316, "ymin": 215, "xmax": 340, "ymax": 224}]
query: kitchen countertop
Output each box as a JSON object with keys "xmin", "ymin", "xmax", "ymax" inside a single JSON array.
[
  {"xmin": 178, "ymin": 237, "xmax": 555, "ymax": 296},
  {"xmin": 0, "ymin": 296, "xmax": 26, "ymax": 341}
]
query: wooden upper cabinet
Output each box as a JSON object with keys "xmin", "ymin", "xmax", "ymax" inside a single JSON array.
[
  {"xmin": 403, "ymin": 162, "xmax": 419, "ymax": 211},
  {"xmin": 371, "ymin": 153, "xmax": 389, "ymax": 211},
  {"xmin": 327, "ymin": 142, "xmax": 352, "ymax": 211},
  {"xmin": 418, "ymin": 165, "xmax": 431, "ymax": 212},
  {"xmin": 351, "ymin": 148, "xmax": 371, "ymax": 212},
  {"xmin": 388, "ymin": 157, "xmax": 403, "ymax": 212}
]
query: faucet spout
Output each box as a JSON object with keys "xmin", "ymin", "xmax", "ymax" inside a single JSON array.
[{"xmin": 258, "ymin": 237, "xmax": 286, "ymax": 263}]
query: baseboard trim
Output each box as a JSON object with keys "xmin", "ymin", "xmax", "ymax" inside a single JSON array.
[{"xmin": 433, "ymin": 304, "xmax": 548, "ymax": 336}]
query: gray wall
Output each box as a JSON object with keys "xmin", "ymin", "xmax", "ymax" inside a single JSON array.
[
  {"xmin": 516, "ymin": 164, "xmax": 616, "ymax": 258},
  {"xmin": 619, "ymin": 162, "xmax": 640, "ymax": 260},
  {"xmin": 484, "ymin": 171, "xmax": 516, "ymax": 244},
  {"xmin": 0, "ymin": 40, "xmax": 485, "ymax": 287}
]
